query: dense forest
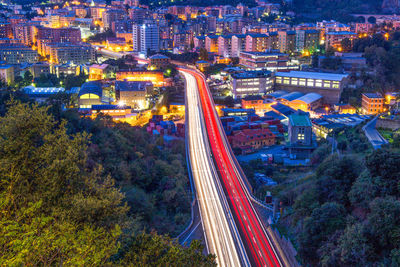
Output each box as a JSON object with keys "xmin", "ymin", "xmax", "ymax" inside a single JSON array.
[
  {"xmin": 278, "ymin": 150, "xmax": 400, "ymax": 266},
  {"xmin": 0, "ymin": 92, "xmax": 215, "ymax": 265}
]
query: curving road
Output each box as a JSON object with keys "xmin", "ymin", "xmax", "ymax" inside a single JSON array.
[
  {"xmin": 181, "ymin": 67, "xmax": 291, "ymax": 267},
  {"xmin": 181, "ymin": 70, "xmax": 250, "ymax": 267}
]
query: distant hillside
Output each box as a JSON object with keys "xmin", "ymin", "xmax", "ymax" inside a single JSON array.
[{"xmin": 292, "ymin": 0, "xmax": 385, "ymax": 22}]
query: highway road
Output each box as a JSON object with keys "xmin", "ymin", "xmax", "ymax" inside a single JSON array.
[
  {"xmin": 362, "ymin": 116, "xmax": 388, "ymax": 149},
  {"xmin": 180, "ymin": 68, "xmax": 291, "ymax": 267},
  {"xmin": 181, "ymin": 70, "xmax": 250, "ymax": 267}
]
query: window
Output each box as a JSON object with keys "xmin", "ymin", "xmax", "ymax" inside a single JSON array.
[
  {"xmin": 323, "ymin": 82, "xmax": 331, "ymax": 88},
  {"xmin": 298, "ymin": 127, "xmax": 305, "ymax": 140}
]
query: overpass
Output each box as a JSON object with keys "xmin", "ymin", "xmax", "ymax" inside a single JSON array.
[{"xmin": 352, "ymin": 13, "xmax": 400, "ymax": 23}]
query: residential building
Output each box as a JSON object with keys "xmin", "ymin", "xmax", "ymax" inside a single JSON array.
[
  {"xmin": 0, "ymin": 44, "xmax": 39, "ymax": 64},
  {"xmin": 231, "ymin": 34, "xmax": 246, "ymax": 57},
  {"xmin": 132, "ymin": 22, "xmax": 159, "ymax": 55},
  {"xmin": 217, "ymin": 35, "xmax": 234, "ymax": 57},
  {"xmin": 193, "ymin": 36, "xmax": 206, "ymax": 49},
  {"xmin": 239, "ymin": 51, "xmax": 296, "ymax": 71},
  {"xmin": 47, "ymin": 43, "xmax": 95, "ymax": 64},
  {"xmin": 205, "ymin": 35, "xmax": 219, "ymax": 53},
  {"xmin": 274, "ymin": 71, "xmax": 349, "ymax": 104},
  {"xmin": 36, "ymin": 26, "xmax": 81, "ymax": 43},
  {"xmin": 230, "ymin": 70, "xmax": 273, "ymax": 99},
  {"xmin": 13, "ymin": 23, "xmax": 38, "ymax": 46},
  {"xmin": 325, "ymin": 31, "xmax": 357, "ymax": 51},
  {"xmin": 278, "ymin": 30, "xmax": 296, "ymax": 54},
  {"xmin": 30, "ymin": 62, "xmax": 50, "ymax": 78},
  {"xmin": 0, "ymin": 65, "xmax": 14, "ymax": 85},
  {"xmin": 89, "ymin": 64, "xmax": 115, "ymax": 80},
  {"xmin": 0, "ymin": 21, "xmax": 12, "ymax": 38},
  {"xmin": 361, "ymin": 93, "xmax": 385, "ymax": 114},
  {"xmin": 102, "ymin": 9, "xmax": 126, "ymax": 30},
  {"xmin": 149, "ymin": 54, "xmax": 170, "ymax": 69},
  {"xmin": 245, "ymin": 34, "xmax": 268, "ymax": 52},
  {"xmin": 296, "ymin": 29, "xmax": 319, "ymax": 53},
  {"xmin": 129, "ymin": 7, "xmax": 147, "ymax": 23}
]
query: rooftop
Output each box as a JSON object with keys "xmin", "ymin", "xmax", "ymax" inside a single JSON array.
[
  {"xmin": 149, "ymin": 54, "xmax": 170, "ymax": 60},
  {"xmin": 232, "ymin": 70, "xmax": 272, "ymax": 79},
  {"xmin": 289, "ymin": 113, "xmax": 312, "ymax": 127},
  {"xmin": 326, "ymin": 31, "xmax": 357, "ymax": 35},
  {"xmin": 292, "ymin": 92, "xmax": 323, "ymax": 104},
  {"xmin": 275, "ymin": 71, "xmax": 348, "ymax": 81},
  {"xmin": 277, "ymin": 91, "xmax": 304, "ymax": 101},
  {"xmin": 363, "ymin": 92, "xmax": 384, "ymax": 99},
  {"xmin": 116, "ymin": 81, "xmax": 152, "ymax": 91},
  {"xmin": 79, "ymin": 81, "xmax": 102, "ymax": 97}
]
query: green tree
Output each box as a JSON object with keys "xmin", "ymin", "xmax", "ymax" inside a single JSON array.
[
  {"xmin": 298, "ymin": 202, "xmax": 346, "ymax": 264},
  {"xmin": 0, "ymin": 102, "xmax": 127, "ymax": 265},
  {"xmin": 199, "ymin": 48, "xmax": 209, "ymax": 61},
  {"xmin": 119, "ymin": 232, "xmax": 216, "ymax": 266},
  {"xmin": 23, "ymin": 70, "xmax": 33, "ymax": 85}
]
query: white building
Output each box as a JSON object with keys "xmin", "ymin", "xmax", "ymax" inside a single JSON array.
[
  {"xmin": 230, "ymin": 70, "xmax": 273, "ymax": 99},
  {"xmin": 132, "ymin": 22, "xmax": 159, "ymax": 56}
]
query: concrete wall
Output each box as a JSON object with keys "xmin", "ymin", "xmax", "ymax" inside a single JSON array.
[{"xmin": 377, "ymin": 118, "xmax": 400, "ymax": 130}]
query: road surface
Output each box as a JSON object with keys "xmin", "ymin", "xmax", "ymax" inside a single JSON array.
[
  {"xmin": 363, "ymin": 116, "xmax": 388, "ymax": 149},
  {"xmin": 181, "ymin": 68, "xmax": 292, "ymax": 267},
  {"xmin": 181, "ymin": 70, "xmax": 250, "ymax": 267}
]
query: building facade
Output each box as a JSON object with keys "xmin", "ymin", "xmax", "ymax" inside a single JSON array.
[
  {"xmin": 231, "ymin": 70, "xmax": 273, "ymax": 99},
  {"xmin": 275, "ymin": 71, "xmax": 348, "ymax": 104},
  {"xmin": 0, "ymin": 44, "xmax": 39, "ymax": 64},
  {"xmin": 132, "ymin": 22, "xmax": 160, "ymax": 55},
  {"xmin": 361, "ymin": 93, "xmax": 385, "ymax": 114}
]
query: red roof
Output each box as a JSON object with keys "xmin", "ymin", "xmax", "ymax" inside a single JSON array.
[{"xmin": 231, "ymin": 128, "xmax": 275, "ymax": 143}]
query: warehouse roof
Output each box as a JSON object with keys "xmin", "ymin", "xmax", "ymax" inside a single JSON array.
[
  {"xmin": 277, "ymin": 91, "xmax": 304, "ymax": 101},
  {"xmin": 291, "ymin": 93, "xmax": 322, "ymax": 104},
  {"xmin": 275, "ymin": 71, "xmax": 348, "ymax": 81}
]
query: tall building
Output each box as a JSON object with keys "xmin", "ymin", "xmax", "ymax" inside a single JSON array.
[
  {"xmin": 278, "ymin": 30, "xmax": 296, "ymax": 54},
  {"xmin": 231, "ymin": 34, "xmax": 246, "ymax": 57},
  {"xmin": 0, "ymin": 44, "xmax": 39, "ymax": 64},
  {"xmin": 13, "ymin": 23, "xmax": 38, "ymax": 46},
  {"xmin": 129, "ymin": 7, "xmax": 147, "ymax": 23},
  {"xmin": 0, "ymin": 21, "xmax": 12, "ymax": 38},
  {"xmin": 132, "ymin": 22, "xmax": 159, "ymax": 55},
  {"xmin": 102, "ymin": 9, "xmax": 126, "ymax": 30},
  {"xmin": 217, "ymin": 35, "xmax": 234, "ymax": 57},
  {"xmin": 296, "ymin": 29, "xmax": 319, "ymax": 53},
  {"xmin": 205, "ymin": 35, "xmax": 219, "ymax": 53},
  {"xmin": 47, "ymin": 43, "xmax": 95, "ymax": 64},
  {"xmin": 245, "ymin": 34, "xmax": 268, "ymax": 52}
]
